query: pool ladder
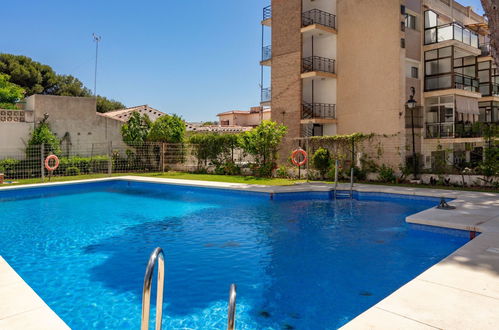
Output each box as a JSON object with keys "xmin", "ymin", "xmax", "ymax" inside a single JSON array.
[
  {"xmin": 140, "ymin": 247, "xmax": 238, "ymax": 330},
  {"xmin": 333, "ymin": 160, "xmax": 354, "ymax": 199}
]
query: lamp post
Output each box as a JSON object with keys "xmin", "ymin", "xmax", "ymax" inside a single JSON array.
[
  {"xmin": 92, "ymin": 33, "xmax": 102, "ymax": 96},
  {"xmin": 407, "ymin": 87, "xmax": 418, "ymax": 180}
]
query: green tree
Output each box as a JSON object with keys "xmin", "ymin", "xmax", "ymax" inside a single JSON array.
[
  {"xmin": 311, "ymin": 148, "xmax": 332, "ymax": 179},
  {"xmin": 121, "ymin": 112, "xmax": 152, "ymax": 146},
  {"xmin": 0, "ymin": 73, "xmax": 24, "ymax": 109},
  {"xmin": 0, "ymin": 54, "xmax": 58, "ymax": 95},
  {"xmin": 147, "ymin": 115, "xmax": 186, "ymax": 143},
  {"xmin": 0, "ymin": 54, "xmax": 126, "ymax": 112},
  {"xmin": 96, "ymin": 96, "xmax": 125, "ymax": 113},
  {"xmin": 239, "ymin": 120, "xmax": 287, "ymax": 176},
  {"xmin": 480, "ymin": 123, "xmax": 499, "ymax": 184},
  {"xmin": 51, "ymin": 75, "xmax": 91, "ymax": 97}
]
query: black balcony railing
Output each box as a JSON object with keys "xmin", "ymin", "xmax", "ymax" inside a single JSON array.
[
  {"xmin": 426, "ymin": 122, "xmax": 485, "ymax": 138},
  {"xmin": 302, "ymin": 56, "xmax": 335, "ymax": 74},
  {"xmin": 263, "ymin": 5, "xmax": 272, "ymax": 21},
  {"xmin": 262, "ymin": 45, "xmax": 272, "ymax": 62},
  {"xmin": 479, "ymin": 82, "xmax": 499, "ymax": 97},
  {"xmin": 302, "ymin": 9, "xmax": 336, "ymax": 29},
  {"xmin": 425, "ymin": 123, "xmax": 454, "ymax": 138},
  {"xmin": 302, "ymin": 102, "xmax": 336, "ymax": 119},
  {"xmin": 425, "ymin": 73, "xmax": 479, "ymax": 92},
  {"xmin": 454, "ymin": 122, "xmax": 484, "ymax": 138},
  {"xmin": 480, "ymin": 43, "xmax": 491, "ymax": 57},
  {"xmin": 261, "ymin": 87, "xmax": 271, "ymax": 103}
]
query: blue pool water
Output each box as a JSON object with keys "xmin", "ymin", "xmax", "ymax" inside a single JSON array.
[{"xmin": 0, "ymin": 181, "xmax": 468, "ymax": 329}]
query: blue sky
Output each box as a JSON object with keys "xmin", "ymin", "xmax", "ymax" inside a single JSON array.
[{"xmin": 1, "ymin": 0, "xmax": 483, "ymax": 121}]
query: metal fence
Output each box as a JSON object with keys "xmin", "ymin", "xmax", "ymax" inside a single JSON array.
[{"xmin": 0, "ymin": 142, "xmax": 255, "ymax": 181}]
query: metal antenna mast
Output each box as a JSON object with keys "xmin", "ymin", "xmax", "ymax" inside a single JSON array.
[{"xmin": 92, "ymin": 33, "xmax": 102, "ymax": 96}]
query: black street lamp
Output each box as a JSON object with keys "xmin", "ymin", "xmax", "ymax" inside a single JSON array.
[{"xmin": 406, "ymin": 87, "xmax": 418, "ymax": 180}]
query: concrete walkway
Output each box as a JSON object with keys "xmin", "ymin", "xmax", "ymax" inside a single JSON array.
[{"xmin": 0, "ymin": 176, "xmax": 497, "ymax": 329}]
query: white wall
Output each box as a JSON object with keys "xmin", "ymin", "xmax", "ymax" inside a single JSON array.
[{"xmin": 0, "ymin": 122, "xmax": 34, "ymax": 158}]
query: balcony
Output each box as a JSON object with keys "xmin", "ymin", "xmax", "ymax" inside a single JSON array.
[
  {"xmin": 425, "ymin": 122, "xmax": 485, "ymax": 138},
  {"xmin": 302, "ymin": 9, "xmax": 336, "ymax": 29},
  {"xmin": 454, "ymin": 122, "xmax": 484, "ymax": 138},
  {"xmin": 301, "ymin": 102, "xmax": 336, "ymax": 120},
  {"xmin": 424, "ymin": 22, "xmax": 479, "ymax": 48},
  {"xmin": 261, "ymin": 45, "xmax": 272, "ymax": 65},
  {"xmin": 262, "ymin": 5, "xmax": 271, "ymax": 26},
  {"xmin": 261, "ymin": 87, "xmax": 271, "ymax": 104},
  {"xmin": 425, "ymin": 123, "xmax": 454, "ymax": 138},
  {"xmin": 480, "ymin": 43, "xmax": 491, "ymax": 57},
  {"xmin": 425, "ymin": 73, "xmax": 479, "ymax": 93},
  {"xmin": 480, "ymin": 82, "xmax": 499, "ymax": 97},
  {"xmin": 301, "ymin": 56, "xmax": 336, "ymax": 79}
]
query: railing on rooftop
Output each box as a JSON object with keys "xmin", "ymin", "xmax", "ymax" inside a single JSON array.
[
  {"xmin": 261, "ymin": 45, "xmax": 272, "ymax": 62},
  {"xmin": 302, "ymin": 56, "xmax": 336, "ymax": 74},
  {"xmin": 261, "ymin": 87, "xmax": 271, "ymax": 103},
  {"xmin": 425, "ymin": 72, "xmax": 479, "ymax": 92},
  {"xmin": 263, "ymin": 5, "xmax": 272, "ymax": 21},
  {"xmin": 302, "ymin": 102, "xmax": 336, "ymax": 119},
  {"xmin": 302, "ymin": 9, "xmax": 336, "ymax": 29},
  {"xmin": 424, "ymin": 22, "xmax": 479, "ymax": 48}
]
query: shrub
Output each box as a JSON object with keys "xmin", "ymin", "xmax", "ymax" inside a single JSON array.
[
  {"xmin": 311, "ymin": 148, "xmax": 332, "ymax": 179},
  {"xmin": 239, "ymin": 121, "xmax": 287, "ymax": 177},
  {"xmin": 352, "ymin": 166, "xmax": 367, "ymax": 181},
  {"xmin": 275, "ymin": 166, "xmax": 289, "ymax": 178},
  {"xmin": 214, "ymin": 162, "xmax": 241, "ymax": 175},
  {"xmin": 189, "ymin": 133, "xmax": 239, "ymax": 172},
  {"xmin": 378, "ymin": 164, "xmax": 396, "ymax": 183},
  {"xmin": 65, "ymin": 166, "xmax": 81, "ymax": 176},
  {"xmin": 0, "ymin": 159, "xmax": 21, "ymax": 177}
]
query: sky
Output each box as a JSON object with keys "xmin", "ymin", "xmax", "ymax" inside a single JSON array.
[{"xmin": 1, "ymin": 0, "xmax": 484, "ymax": 122}]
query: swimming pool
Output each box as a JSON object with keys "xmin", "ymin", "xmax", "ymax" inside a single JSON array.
[{"xmin": 0, "ymin": 180, "xmax": 468, "ymax": 329}]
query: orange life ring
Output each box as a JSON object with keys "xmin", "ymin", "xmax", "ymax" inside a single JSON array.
[
  {"xmin": 44, "ymin": 155, "xmax": 59, "ymax": 172},
  {"xmin": 291, "ymin": 149, "xmax": 308, "ymax": 167}
]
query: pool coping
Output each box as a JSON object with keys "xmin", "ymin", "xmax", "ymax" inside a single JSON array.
[{"xmin": 0, "ymin": 176, "xmax": 498, "ymax": 329}]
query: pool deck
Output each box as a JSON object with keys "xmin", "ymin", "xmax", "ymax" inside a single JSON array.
[{"xmin": 0, "ymin": 176, "xmax": 498, "ymax": 329}]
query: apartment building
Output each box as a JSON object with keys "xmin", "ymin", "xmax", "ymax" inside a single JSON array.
[{"xmin": 260, "ymin": 0, "xmax": 494, "ymax": 170}]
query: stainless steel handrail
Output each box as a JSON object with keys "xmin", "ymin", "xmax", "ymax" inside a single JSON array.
[
  {"xmin": 350, "ymin": 167, "xmax": 354, "ymax": 198},
  {"xmin": 333, "ymin": 160, "xmax": 339, "ymax": 199},
  {"xmin": 141, "ymin": 247, "xmax": 165, "ymax": 330},
  {"xmin": 227, "ymin": 284, "xmax": 237, "ymax": 330}
]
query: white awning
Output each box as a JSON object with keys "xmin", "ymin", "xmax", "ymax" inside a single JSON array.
[{"xmin": 455, "ymin": 95, "xmax": 479, "ymax": 115}]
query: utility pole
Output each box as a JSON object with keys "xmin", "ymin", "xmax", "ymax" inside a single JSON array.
[{"xmin": 92, "ymin": 33, "xmax": 102, "ymax": 96}]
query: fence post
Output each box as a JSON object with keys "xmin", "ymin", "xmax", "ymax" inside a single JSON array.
[
  {"xmin": 306, "ymin": 138, "xmax": 310, "ymax": 183},
  {"xmin": 40, "ymin": 143, "xmax": 45, "ymax": 183},
  {"xmin": 161, "ymin": 143, "xmax": 165, "ymax": 173},
  {"xmin": 108, "ymin": 141, "xmax": 112, "ymax": 176}
]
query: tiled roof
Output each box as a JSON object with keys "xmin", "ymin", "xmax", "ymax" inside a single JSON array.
[
  {"xmin": 99, "ymin": 105, "xmax": 166, "ymax": 122},
  {"xmin": 186, "ymin": 123, "xmax": 251, "ymax": 133}
]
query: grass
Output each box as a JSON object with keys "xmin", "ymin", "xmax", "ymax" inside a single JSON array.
[
  {"xmin": 4, "ymin": 172, "xmax": 498, "ymax": 193},
  {"xmin": 7, "ymin": 172, "xmax": 306, "ymax": 186}
]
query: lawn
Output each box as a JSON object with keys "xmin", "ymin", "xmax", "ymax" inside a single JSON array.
[
  {"xmin": 3, "ymin": 172, "xmax": 498, "ymax": 193},
  {"xmin": 7, "ymin": 172, "xmax": 306, "ymax": 186}
]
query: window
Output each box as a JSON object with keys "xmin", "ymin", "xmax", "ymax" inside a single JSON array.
[
  {"xmin": 411, "ymin": 67, "xmax": 419, "ymax": 79},
  {"xmin": 424, "ymin": 10, "xmax": 438, "ymax": 29},
  {"xmin": 405, "ymin": 14, "xmax": 417, "ymax": 30},
  {"xmin": 425, "ymin": 95, "xmax": 455, "ymax": 138},
  {"xmin": 401, "ymin": 5, "xmax": 406, "ymax": 15},
  {"xmin": 401, "ymin": 38, "xmax": 406, "ymax": 48}
]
